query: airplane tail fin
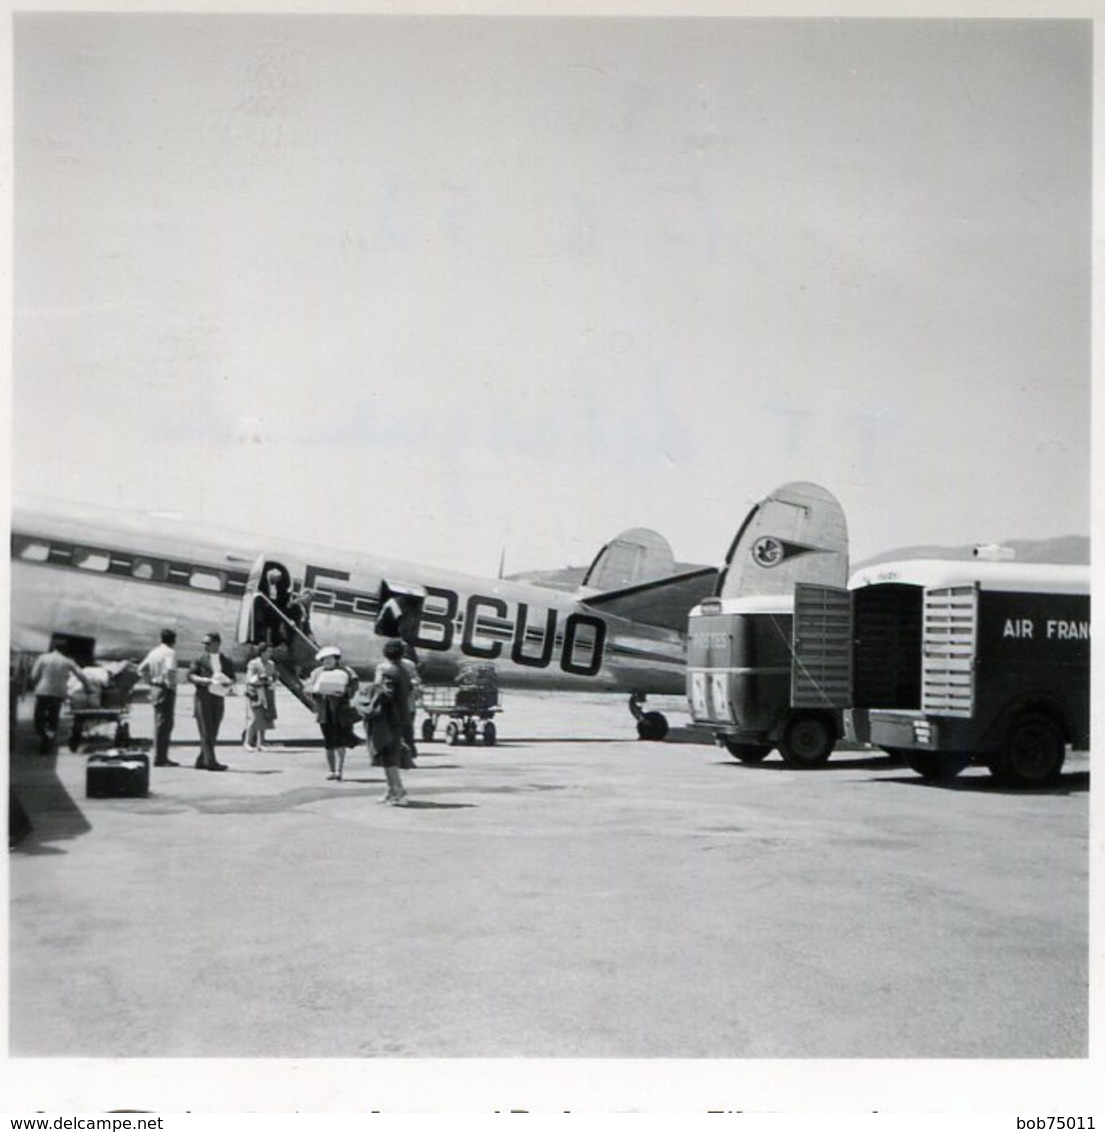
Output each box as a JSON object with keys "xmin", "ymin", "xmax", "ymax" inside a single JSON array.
[
  {"xmin": 575, "ymin": 486, "xmax": 847, "ymax": 631},
  {"xmin": 717, "ymin": 481, "xmax": 849, "ymax": 598},
  {"xmin": 578, "ymin": 528, "xmax": 718, "ymax": 632},
  {"xmin": 580, "ymin": 528, "xmax": 678, "ymax": 592}
]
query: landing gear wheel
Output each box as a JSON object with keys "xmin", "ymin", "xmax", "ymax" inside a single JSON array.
[
  {"xmin": 990, "ymin": 714, "xmax": 1065, "ymax": 787},
  {"xmin": 779, "ymin": 715, "xmax": 834, "ymax": 767},
  {"xmin": 724, "ymin": 741, "xmax": 772, "ymax": 763},
  {"xmin": 482, "ymin": 721, "xmax": 497, "ymax": 746},
  {"xmin": 421, "ymin": 718, "xmax": 435, "ymax": 742},
  {"xmin": 445, "ymin": 721, "xmax": 460, "ymax": 746},
  {"xmin": 636, "ymin": 711, "xmax": 669, "ymax": 741}
]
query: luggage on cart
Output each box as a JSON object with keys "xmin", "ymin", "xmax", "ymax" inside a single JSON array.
[
  {"xmin": 86, "ymin": 750, "xmax": 150, "ymax": 799},
  {"xmin": 68, "ymin": 661, "xmax": 144, "ymax": 752},
  {"xmin": 421, "ymin": 663, "xmax": 502, "ymax": 746}
]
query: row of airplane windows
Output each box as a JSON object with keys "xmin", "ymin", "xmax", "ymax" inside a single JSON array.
[
  {"xmin": 12, "ymin": 534, "xmax": 249, "ymax": 596},
  {"xmin": 13, "ymin": 535, "xmax": 534, "ymax": 632},
  {"xmin": 12, "ymin": 534, "xmax": 395, "ymax": 620}
]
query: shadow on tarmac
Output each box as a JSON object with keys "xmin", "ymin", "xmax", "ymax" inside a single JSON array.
[
  {"xmin": 459, "ymin": 737, "xmax": 632, "ymax": 747},
  {"xmin": 663, "ymin": 726, "xmax": 716, "ymax": 746},
  {"xmin": 715, "ymin": 753, "xmax": 900, "ymax": 773},
  {"xmin": 872, "ymin": 769, "xmax": 1090, "ymax": 796},
  {"xmin": 483, "ymin": 730, "xmax": 710, "ymax": 747},
  {"xmin": 386, "ymin": 800, "xmax": 477, "ymax": 810},
  {"xmin": 9, "ymin": 713, "xmax": 92, "ymax": 853}
]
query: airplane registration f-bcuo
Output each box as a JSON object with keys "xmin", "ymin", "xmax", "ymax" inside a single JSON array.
[{"xmin": 9, "ymin": 483, "xmax": 845, "ymax": 739}]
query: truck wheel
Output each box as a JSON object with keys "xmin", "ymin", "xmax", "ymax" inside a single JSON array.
[
  {"xmin": 482, "ymin": 721, "xmax": 497, "ymax": 746},
  {"xmin": 780, "ymin": 715, "xmax": 834, "ymax": 767},
  {"xmin": 445, "ymin": 721, "xmax": 460, "ymax": 746},
  {"xmin": 421, "ymin": 718, "xmax": 435, "ymax": 742},
  {"xmin": 991, "ymin": 714, "xmax": 1066, "ymax": 787},
  {"xmin": 636, "ymin": 711, "xmax": 669, "ymax": 741},
  {"xmin": 724, "ymin": 741, "xmax": 772, "ymax": 764}
]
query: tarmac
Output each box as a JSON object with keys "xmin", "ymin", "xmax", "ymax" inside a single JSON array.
[{"xmin": 5, "ymin": 685, "xmax": 1097, "ymax": 1111}]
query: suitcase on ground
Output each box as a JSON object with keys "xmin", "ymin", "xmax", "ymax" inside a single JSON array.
[{"xmin": 86, "ymin": 750, "xmax": 150, "ymax": 799}]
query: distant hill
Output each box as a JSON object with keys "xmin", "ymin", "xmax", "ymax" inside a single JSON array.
[
  {"xmin": 511, "ymin": 538, "xmax": 1090, "ymax": 591},
  {"xmin": 854, "ymin": 536, "xmax": 1090, "ymax": 569}
]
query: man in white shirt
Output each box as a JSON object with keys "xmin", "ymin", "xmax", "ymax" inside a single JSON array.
[
  {"xmin": 29, "ymin": 642, "xmax": 92, "ymax": 754},
  {"xmin": 138, "ymin": 628, "xmax": 179, "ymax": 767}
]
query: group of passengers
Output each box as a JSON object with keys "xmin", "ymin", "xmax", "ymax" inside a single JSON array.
[{"xmin": 26, "ymin": 628, "xmax": 421, "ymax": 808}]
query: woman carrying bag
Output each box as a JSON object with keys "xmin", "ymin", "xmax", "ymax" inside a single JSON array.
[
  {"xmin": 243, "ymin": 642, "xmax": 278, "ymax": 751},
  {"xmin": 305, "ymin": 645, "xmax": 359, "ymax": 782},
  {"xmin": 356, "ymin": 639, "xmax": 413, "ymax": 806}
]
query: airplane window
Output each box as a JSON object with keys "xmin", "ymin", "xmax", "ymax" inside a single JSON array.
[
  {"xmin": 72, "ymin": 547, "xmax": 111, "ymax": 572},
  {"xmin": 188, "ymin": 568, "xmax": 226, "ymax": 592},
  {"xmin": 132, "ymin": 558, "xmax": 170, "ymax": 582},
  {"xmin": 15, "ymin": 539, "xmax": 50, "ymax": 562}
]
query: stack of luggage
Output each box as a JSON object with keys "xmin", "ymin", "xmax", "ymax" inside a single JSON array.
[{"xmin": 454, "ymin": 662, "xmax": 499, "ymax": 712}]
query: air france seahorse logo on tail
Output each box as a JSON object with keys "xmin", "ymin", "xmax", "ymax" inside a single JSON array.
[
  {"xmin": 751, "ymin": 536, "xmax": 822, "ymax": 569},
  {"xmin": 720, "ymin": 482, "xmax": 849, "ymax": 598}
]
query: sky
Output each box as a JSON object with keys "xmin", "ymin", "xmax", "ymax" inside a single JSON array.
[{"xmin": 11, "ymin": 13, "xmax": 1092, "ymax": 578}]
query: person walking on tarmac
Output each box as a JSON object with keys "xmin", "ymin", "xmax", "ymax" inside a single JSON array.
[
  {"xmin": 369, "ymin": 639, "xmax": 415, "ymax": 806},
  {"xmin": 188, "ymin": 632, "xmax": 237, "ymax": 771},
  {"xmin": 30, "ymin": 641, "xmax": 92, "ymax": 755},
  {"xmin": 394, "ymin": 642, "xmax": 422, "ymax": 760},
  {"xmin": 305, "ymin": 645, "xmax": 359, "ymax": 782},
  {"xmin": 137, "ymin": 628, "xmax": 180, "ymax": 766},
  {"xmin": 243, "ymin": 641, "xmax": 278, "ymax": 751}
]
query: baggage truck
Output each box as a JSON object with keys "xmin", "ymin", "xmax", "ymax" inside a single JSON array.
[
  {"xmin": 797, "ymin": 560, "xmax": 1090, "ymax": 786},
  {"xmin": 687, "ymin": 591, "xmax": 843, "ymax": 766}
]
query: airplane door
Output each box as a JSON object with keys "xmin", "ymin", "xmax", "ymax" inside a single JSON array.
[
  {"xmin": 236, "ymin": 554, "xmax": 270, "ymax": 645},
  {"xmin": 375, "ymin": 580, "xmax": 427, "ymax": 642},
  {"xmin": 236, "ymin": 555, "xmax": 292, "ymax": 646},
  {"xmin": 791, "ymin": 583, "xmax": 853, "ymax": 708}
]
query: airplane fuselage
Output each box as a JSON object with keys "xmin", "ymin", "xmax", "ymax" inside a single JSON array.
[{"xmin": 11, "ymin": 501, "xmax": 687, "ymax": 696}]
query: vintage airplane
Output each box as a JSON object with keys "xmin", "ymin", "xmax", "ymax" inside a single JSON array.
[
  {"xmin": 11, "ymin": 483, "xmax": 854, "ymax": 742},
  {"xmin": 10, "ymin": 494, "xmax": 722, "ymax": 740}
]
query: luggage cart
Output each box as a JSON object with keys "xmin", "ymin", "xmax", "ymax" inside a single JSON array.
[
  {"xmin": 420, "ymin": 665, "xmax": 502, "ymax": 746},
  {"xmin": 66, "ymin": 664, "xmax": 147, "ymax": 753}
]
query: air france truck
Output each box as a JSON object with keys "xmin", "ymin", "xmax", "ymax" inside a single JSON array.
[{"xmin": 833, "ymin": 560, "xmax": 1090, "ymax": 786}]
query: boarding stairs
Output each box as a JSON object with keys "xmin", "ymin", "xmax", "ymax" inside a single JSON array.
[{"xmin": 249, "ymin": 594, "xmax": 319, "ymax": 711}]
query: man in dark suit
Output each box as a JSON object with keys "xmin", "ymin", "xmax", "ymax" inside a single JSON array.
[{"xmin": 188, "ymin": 632, "xmax": 237, "ymax": 771}]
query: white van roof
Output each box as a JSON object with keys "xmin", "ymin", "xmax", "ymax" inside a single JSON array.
[{"xmin": 849, "ymin": 559, "xmax": 1090, "ymax": 596}]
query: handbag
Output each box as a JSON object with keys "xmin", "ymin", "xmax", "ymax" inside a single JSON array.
[{"xmin": 352, "ymin": 683, "xmax": 387, "ymax": 722}]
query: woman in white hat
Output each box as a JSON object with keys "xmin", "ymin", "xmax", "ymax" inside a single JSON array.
[{"xmin": 305, "ymin": 645, "xmax": 359, "ymax": 781}]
